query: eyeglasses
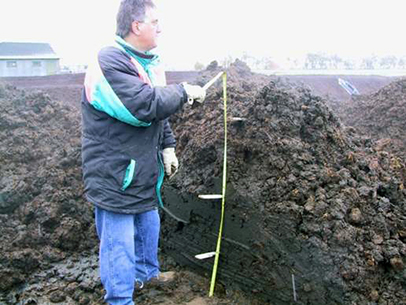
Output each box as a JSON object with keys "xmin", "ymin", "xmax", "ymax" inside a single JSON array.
[{"xmin": 137, "ymin": 19, "xmax": 159, "ymax": 28}]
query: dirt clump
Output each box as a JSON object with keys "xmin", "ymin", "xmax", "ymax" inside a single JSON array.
[
  {"xmin": 196, "ymin": 59, "xmax": 269, "ymax": 92},
  {"xmin": 162, "ymin": 62, "xmax": 406, "ymax": 304}
]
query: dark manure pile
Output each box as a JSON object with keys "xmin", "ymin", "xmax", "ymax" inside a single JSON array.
[
  {"xmin": 161, "ymin": 62, "xmax": 406, "ymax": 305},
  {"xmin": 0, "ymin": 84, "xmax": 99, "ymax": 303}
]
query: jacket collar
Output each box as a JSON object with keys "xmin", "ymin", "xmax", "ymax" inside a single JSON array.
[
  {"xmin": 115, "ymin": 36, "xmax": 158, "ymax": 62},
  {"xmin": 115, "ymin": 36, "xmax": 162, "ymax": 85}
]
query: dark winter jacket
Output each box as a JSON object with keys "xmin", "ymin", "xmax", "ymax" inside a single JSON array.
[{"xmin": 81, "ymin": 37, "xmax": 187, "ymax": 214}]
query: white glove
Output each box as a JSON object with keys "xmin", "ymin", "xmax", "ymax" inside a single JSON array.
[
  {"xmin": 182, "ymin": 83, "xmax": 206, "ymax": 105},
  {"xmin": 162, "ymin": 147, "xmax": 179, "ymax": 177}
]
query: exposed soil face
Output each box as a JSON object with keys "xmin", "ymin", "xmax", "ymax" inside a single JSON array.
[
  {"xmin": 162, "ymin": 61, "xmax": 406, "ymax": 304},
  {"xmin": 331, "ymin": 78, "xmax": 406, "ymax": 159},
  {"xmin": 0, "ymin": 64, "xmax": 405, "ymax": 305}
]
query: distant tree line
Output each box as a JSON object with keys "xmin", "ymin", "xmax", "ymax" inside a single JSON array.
[
  {"xmin": 193, "ymin": 53, "xmax": 406, "ymax": 71},
  {"xmin": 303, "ymin": 53, "xmax": 406, "ymax": 70}
]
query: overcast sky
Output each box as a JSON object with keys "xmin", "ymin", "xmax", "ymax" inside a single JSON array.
[{"xmin": 1, "ymin": 0, "xmax": 405, "ymax": 69}]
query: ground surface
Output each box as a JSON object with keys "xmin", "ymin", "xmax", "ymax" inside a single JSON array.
[{"xmin": 0, "ymin": 63, "xmax": 405, "ymax": 305}]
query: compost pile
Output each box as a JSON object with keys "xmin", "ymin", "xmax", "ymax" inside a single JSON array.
[
  {"xmin": 162, "ymin": 62, "xmax": 406, "ymax": 304},
  {"xmin": 0, "ymin": 83, "xmax": 100, "ymax": 303},
  {"xmin": 334, "ymin": 78, "xmax": 406, "ymax": 159}
]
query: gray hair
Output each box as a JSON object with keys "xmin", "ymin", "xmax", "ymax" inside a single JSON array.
[{"xmin": 116, "ymin": 0, "xmax": 155, "ymax": 38}]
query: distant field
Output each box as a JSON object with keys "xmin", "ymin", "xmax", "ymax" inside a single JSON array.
[
  {"xmin": 256, "ymin": 69, "xmax": 406, "ymax": 77},
  {"xmin": 0, "ymin": 71, "xmax": 400, "ymax": 105}
]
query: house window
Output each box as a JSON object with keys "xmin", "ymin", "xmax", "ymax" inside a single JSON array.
[
  {"xmin": 32, "ymin": 61, "xmax": 42, "ymax": 67},
  {"xmin": 6, "ymin": 61, "xmax": 17, "ymax": 68}
]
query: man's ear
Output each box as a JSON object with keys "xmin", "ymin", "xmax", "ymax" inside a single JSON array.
[{"xmin": 131, "ymin": 21, "xmax": 142, "ymax": 35}]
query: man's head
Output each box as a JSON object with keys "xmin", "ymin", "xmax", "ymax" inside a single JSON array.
[{"xmin": 116, "ymin": 0, "xmax": 161, "ymax": 52}]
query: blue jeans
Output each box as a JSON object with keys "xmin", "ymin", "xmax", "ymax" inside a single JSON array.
[{"xmin": 95, "ymin": 206, "xmax": 160, "ymax": 305}]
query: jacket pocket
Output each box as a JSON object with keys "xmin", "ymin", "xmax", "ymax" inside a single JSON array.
[{"xmin": 121, "ymin": 159, "xmax": 136, "ymax": 191}]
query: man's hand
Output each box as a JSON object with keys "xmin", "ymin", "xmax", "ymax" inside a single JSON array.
[
  {"xmin": 162, "ymin": 147, "xmax": 179, "ymax": 177},
  {"xmin": 182, "ymin": 83, "xmax": 206, "ymax": 105}
]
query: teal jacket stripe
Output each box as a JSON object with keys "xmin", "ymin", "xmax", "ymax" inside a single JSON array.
[
  {"xmin": 121, "ymin": 159, "xmax": 136, "ymax": 191},
  {"xmin": 91, "ymin": 76, "xmax": 151, "ymax": 127},
  {"xmin": 156, "ymin": 153, "xmax": 165, "ymax": 207}
]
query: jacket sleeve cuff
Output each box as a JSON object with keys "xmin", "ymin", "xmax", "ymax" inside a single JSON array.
[
  {"xmin": 163, "ymin": 144, "xmax": 176, "ymax": 149},
  {"xmin": 180, "ymin": 84, "xmax": 188, "ymax": 104}
]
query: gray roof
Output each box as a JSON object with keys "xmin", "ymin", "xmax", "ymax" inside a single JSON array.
[{"xmin": 0, "ymin": 42, "xmax": 59, "ymax": 59}]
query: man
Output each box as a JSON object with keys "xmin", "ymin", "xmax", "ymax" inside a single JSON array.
[{"xmin": 81, "ymin": 0, "xmax": 206, "ymax": 304}]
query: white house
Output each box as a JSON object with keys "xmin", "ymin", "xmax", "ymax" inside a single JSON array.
[{"xmin": 0, "ymin": 42, "xmax": 60, "ymax": 77}]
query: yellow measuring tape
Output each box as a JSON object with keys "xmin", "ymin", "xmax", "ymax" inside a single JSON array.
[{"xmin": 209, "ymin": 72, "xmax": 227, "ymax": 297}]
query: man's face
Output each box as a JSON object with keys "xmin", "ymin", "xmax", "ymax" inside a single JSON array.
[{"xmin": 137, "ymin": 6, "xmax": 161, "ymax": 51}]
